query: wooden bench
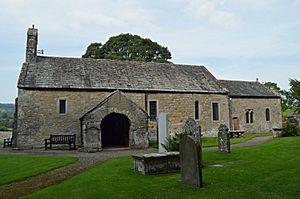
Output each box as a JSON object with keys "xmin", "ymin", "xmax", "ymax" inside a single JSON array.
[
  {"xmin": 45, "ymin": 134, "xmax": 76, "ymax": 150},
  {"xmin": 3, "ymin": 138, "xmax": 12, "ymax": 148},
  {"xmin": 229, "ymin": 130, "xmax": 245, "ymax": 138}
]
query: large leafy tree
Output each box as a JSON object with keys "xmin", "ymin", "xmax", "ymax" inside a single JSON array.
[
  {"xmin": 264, "ymin": 82, "xmax": 288, "ymax": 110},
  {"xmin": 82, "ymin": 33, "xmax": 171, "ymax": 63},
  {"xmin": 264, "ymin": 80, "xmax": 300, "ymax": 113},
  {"xmin": 289, "ymin": 79, "xmax": 300, "ymax": 113},
  {"xmin": 82, "ymin": 42, "xmax": 105, "ymax": 59}
]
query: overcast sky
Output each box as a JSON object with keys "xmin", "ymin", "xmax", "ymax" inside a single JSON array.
[{"xmin": 0, "ymin": 0, "xmax": 299, "ymax": 103}]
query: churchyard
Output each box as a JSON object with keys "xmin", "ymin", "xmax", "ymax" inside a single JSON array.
[{"xmin": 0, "ymin": 133, "xmax": 299, "ymax": 198}]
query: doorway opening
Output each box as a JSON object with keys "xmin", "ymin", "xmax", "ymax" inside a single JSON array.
[{"xmin": 100, "ymin": 113, "xmax": 130, "ymax": 148}]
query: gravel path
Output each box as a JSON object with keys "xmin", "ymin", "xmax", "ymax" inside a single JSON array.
[
  {"xmin": 0, "ymin": 136, "xmax": 273, "ymax": 199},
  {"xmin": 203, "ymin": 136, "xmax": 274, "ymax": 151},
  {"xmin": 0, "ymin": 131, "xmax": 12, "ymax": 140}
]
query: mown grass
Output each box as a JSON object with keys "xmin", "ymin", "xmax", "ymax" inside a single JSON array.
[
  {"xmin": 202, "ymin": 132, "xmax": 273, "ymax": 147},
  {"xmin": 0, "ymin": 155, "xmax": 78, "ymax": 186},
  {"xmin": 24, "ymin": 137, "xmax": 300, "ymax": 199}
]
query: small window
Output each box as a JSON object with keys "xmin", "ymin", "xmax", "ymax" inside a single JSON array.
[
  {"xmin": 149, "ymin": 101, "xmax": 157, "ymax": 121},
  {"xmin": 246, "ymin": 109, "xmax": 254, "ymax": 123},
  {"xmin": 195, "ymin": 101, "xmax": 199, "ymax": 120},
  {"xmin": 266, "ymin": 108, "xmax": 270, "ymax": 121},
  {"xmin": 212, "ymin": 103, "xmax": 219, "ymax": 121},
  {"xmin": 59, "ymin": 99, "xmax": 66, "ymax": 114}
]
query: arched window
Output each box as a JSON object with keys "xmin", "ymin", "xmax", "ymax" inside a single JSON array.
[
  {"xmin": 250, "ymin": 110, "xmax": 254, "ymax": 123},
  {"xmin": 195, "ymin": 101, "xmax": 199, "ymax": 120},
  {"xmin": 246, "ymin": 110, "xmax": 250, "ymax": 123},
  {"xmin": 246, "ymin": 109, "xmax": 254, "ymax": 124},
  {"xmin": 266, "ymin": 108, "xmax": 270, "ymax": 121}
]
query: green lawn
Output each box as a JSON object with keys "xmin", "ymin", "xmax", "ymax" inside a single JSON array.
[
  {"xmin": 0, "ymin": 155, "xmax": 78, "ymax": 186},
  {"xmin": 24, "ymin": 137, "xmax": 300, "ymax": 199},
  {"xmin": 202, "ymin": 132, "xmax": 272, "ymax": 147}
]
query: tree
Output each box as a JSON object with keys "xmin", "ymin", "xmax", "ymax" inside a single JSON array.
[
  {"xmin": 264, "ymin": 82, "xmax": 289, "ymax": 110},
  {"xmin": 82, "ymin": 42, "xmax": 105, "ymax": 59},
  {"xmin": 82, "ymin": 33, "xmax": 172, "ymax": 63},
  {"xmin": 289, "ymin": 79, "xmax": 300, "ymax": 113},
  {"xmin": 264, "ymin": 82, "xmax": 282, "ymax": 93}
]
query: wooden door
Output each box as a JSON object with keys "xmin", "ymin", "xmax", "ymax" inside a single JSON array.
[{"xmin": 233, "ymin": 117, "xmax": 240, "ymax": 130}]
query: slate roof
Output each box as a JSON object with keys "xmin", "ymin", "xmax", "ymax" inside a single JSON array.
[
  {"xmin": 218, "ymin": 80, "xmax": 280, "ymax": 98},
  {"xmin": 18, "ymin": 56, "xmax": 227, "ymax": 94}
]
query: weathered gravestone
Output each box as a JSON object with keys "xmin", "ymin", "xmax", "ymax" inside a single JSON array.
[
  {"xmin": 182, "ymin": 118, "xmax": 201, "ymax": 143},
  {"xmin": 180, "ymin": 135, "xmax": 203, "ymax": 188},
  {"xmin": 158, "ymin": 112, "xmax": 168, "ymax": 153},
  {"xmin": 218, "ymin": 124, "xmax": 230, "ymax": 153}
]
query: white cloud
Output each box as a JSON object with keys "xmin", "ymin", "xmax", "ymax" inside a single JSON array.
[
  {"xmin": 231, "ymin": 0, "xmax": 276, "ymax": 10},
  {"xmin": 182, "ymin": 0, "xmax": 240, "ymax": 29},
  {"xmin": 0, "ymin": 0, "xmax": 158, "ymax": 34}
]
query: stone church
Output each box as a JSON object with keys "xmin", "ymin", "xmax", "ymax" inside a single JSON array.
[{"xmin": 12, "ymin": 27, "xmax": 282, "ymax": 151}]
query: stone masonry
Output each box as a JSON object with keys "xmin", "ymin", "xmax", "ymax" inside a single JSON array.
[
  {"xmin": 13, "ymin": 27, "xmax": 282, "ymax": 149},
  {"xmin": 14, "ymin": 89, "xmax": 229, "ymax": 148},
  {"xmin": 229, "ymin": 98, "xmax": 282, "ymax": 133}
]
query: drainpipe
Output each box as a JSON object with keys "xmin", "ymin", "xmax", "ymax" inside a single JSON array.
[
  {"xmin": 228, "ymin": 97, "xmax": 233, "ymax": 130},
  {"xmin": 80, "ymin": 118, "xmax": 83, "ymax": 146},
  {"xmin": 144, "ymin": 93, "xmax": 148, "ymax": 111}
]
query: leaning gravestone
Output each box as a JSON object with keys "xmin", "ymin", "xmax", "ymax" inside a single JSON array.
[
  {"xmin": 182, "ymin": 118, "xmax": 201, "ymax": 143},
  {"xmin": 180, "ymin": 135, "xmax": 203, "ymax": 188},
  {"xmin": 218, "ymin": 124, "xmax": 230, "ymax": 153},
  {"xmin": 158, "ymin": 112, "xmax": 168, "ymax": 153}
]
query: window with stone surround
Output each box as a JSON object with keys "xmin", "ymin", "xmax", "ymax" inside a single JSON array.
[
  {"xmin": 195, "ymin": 100, "xmax": 200, "ymax": 120},
  {"xmin": 149, "ymin": 101, "xmax": 157, "ymax": 121},
  {"xmin": 59, "ymin": 99, "xmax": 66, "ymax": 114},
  {"xmin": 246, "ymin": 109, "xmax": 254, "ymax": 123},
  {"xmin": 266, "ymin": 108, "xmax": 270, "ymax": 121},
  {"xmin": 212, "ymin": 102, "xmax": 219, "ymax": 121}
]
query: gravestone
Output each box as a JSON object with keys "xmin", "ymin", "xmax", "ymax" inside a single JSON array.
[
  {"xmin": 158, "ymin": 112, "xmax": 168, "ymax": 153},
  {"xmin": 180, "ymin": 135, "xmax": 203, "ymax": 188},
  {"xmin": 218, "ymin": 124, "xmax": 230, "ymax": 153},
  {"xmin": 182, "ymin": 118, "xmax": 201, "ymax": 143}
]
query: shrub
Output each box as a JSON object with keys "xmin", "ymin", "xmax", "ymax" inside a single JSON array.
[
  {"xmin": 161, "ymin": 133, "xmax": 184, "ymax": 151},
  {"xmin": 282, "ymin": 117, "xmax": 300, "ymax": 137},
  {"xmin": 0, "ymin": 126, "xmax": 9, "ymax": 131}
]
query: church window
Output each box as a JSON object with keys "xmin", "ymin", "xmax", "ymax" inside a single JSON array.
[
  {"xmin": 195, "ymin": 100, "xmax": 200, "ymax": 120},
  {"xmin": 266, "ymin": 108, "xmax": 270, "ymax": 121},
  {"xmin": 59, "ymin": 99, "xmax": 66, "ymax": 114},
  {"xmin": 149, "ymin": 101, "xmax": 157, "ymax": 121},
  {"xmin": 212, "ymin": 102, "xmax": 219, "ymax": 121},
  {"xmin": 246, "ymin": 109, "xmax": 254, "ymax": 123}
]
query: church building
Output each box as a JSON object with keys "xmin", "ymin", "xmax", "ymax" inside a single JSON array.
[{"xmin": 12, "ymin": 27, "xmax": 282, "ymax": 151}]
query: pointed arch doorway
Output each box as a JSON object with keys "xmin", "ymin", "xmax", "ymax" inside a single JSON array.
[{"xmin": 100, "ymin": 113, "xmax": 130, "ymax": 148}]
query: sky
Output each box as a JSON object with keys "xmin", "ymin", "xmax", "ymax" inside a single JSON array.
[{"xmin": 0, "ymin": 0, "xmax": 299, "ymax": 103}]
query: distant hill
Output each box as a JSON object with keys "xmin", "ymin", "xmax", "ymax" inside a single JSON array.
[{"xmin": 0, "ymin": 103, "xmax": 15, "ymax": 118}]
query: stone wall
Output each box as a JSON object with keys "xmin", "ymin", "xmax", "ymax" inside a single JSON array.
[
  {"xmin": 229, "ymin": 98, "xmax": 282, "ymax": 133},
  {"xmin": 15, "ymin": 89, "xmax": 110, "ymax": 148},
  {"xmin": 81, "ymin": 91, "xmax": 148, "ymax": 152},
  {"xmin": 145, "ymin": 93, "xmax": 229, "ymax": 137},
  {"xmin": 15, "ymin": 89, "xmax": 229, "ymax": 148}
]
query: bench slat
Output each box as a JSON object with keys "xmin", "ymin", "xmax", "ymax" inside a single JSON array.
[{"xmin": 45, "ymin": 134, "xmax": 76, "ymax": 150}]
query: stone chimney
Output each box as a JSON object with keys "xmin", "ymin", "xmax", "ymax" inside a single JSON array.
[{"xmin": 26, "ymin": 25, "xmax": 38, "ymax": 63}]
